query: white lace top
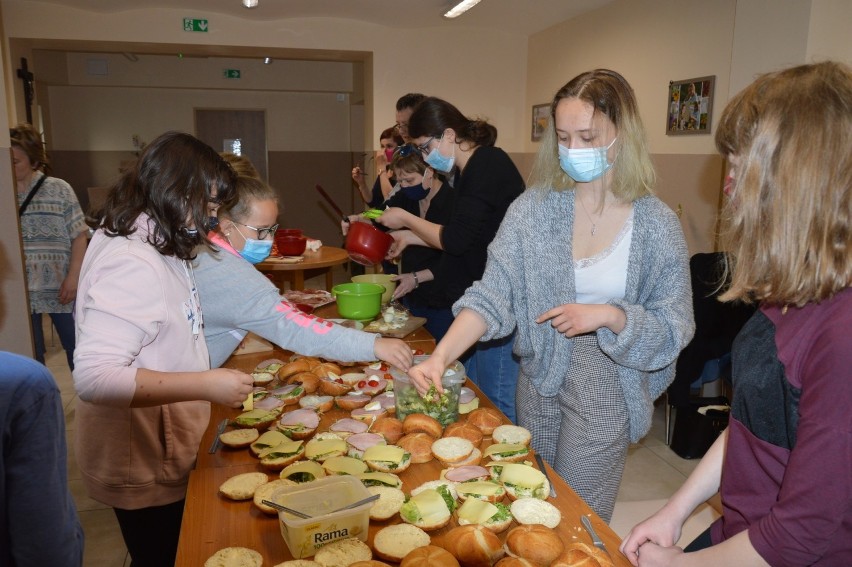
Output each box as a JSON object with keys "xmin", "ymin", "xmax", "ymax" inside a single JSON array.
[{"xmin": 574, "ymin": 210, "xmax": 634, "ymax": 304}]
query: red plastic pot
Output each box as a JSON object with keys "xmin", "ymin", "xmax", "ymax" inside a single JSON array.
[
  {"xmin": 275, "ymin": 235, "xmax": 307, "ymax": 256},
  {"xmin": 345, "ymin": 221, "xmax": 393, "ymax": 266}
]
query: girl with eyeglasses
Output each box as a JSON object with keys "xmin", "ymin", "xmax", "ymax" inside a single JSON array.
[
  {"xmin": 72, "ymin": 131, "xmax": 255, "ymax": 566},
  {"xmin": 406, "ymin": 71, "xmax": 694, "ymax": 522},
  {"xmin": 193, "ymin": 173, "xmax": 413, "ymax": 371}
]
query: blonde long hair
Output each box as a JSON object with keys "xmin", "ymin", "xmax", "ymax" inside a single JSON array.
[
  {"xmin": 717, "ymin": 61, "xmax": 852, "ymax": 306},
  {"xmin": 528, "ymin": 69, "xmax": 655, "ymax": 201}
]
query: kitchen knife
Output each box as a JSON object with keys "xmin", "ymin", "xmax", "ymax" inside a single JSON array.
[
  {"xmin": 581, "ymin": 514, "xmax": 612, "ymax": 558},
  {"xmin": 534, "ymin": 453, "xmax": 557, "ymax": 498}
]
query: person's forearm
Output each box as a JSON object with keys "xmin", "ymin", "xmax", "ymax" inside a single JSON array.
[
  {"xmin": 430, "ymin": 308, "xmax": 487, "ymax": 366},
  {"xmin": 67, "ymin": 231, "xmax": 88, "ymax": 279},
  {"xmin": 379, "ymin": 171, "xmax": 394, "ymax": 199},
  {"xmin": 404, "ymin": 215, "xmax": 444, "ymax": 249},
  {"xmin": 663, "ymin": 429, "xmax": 728, "ymax": 522},
  {"xmin": 133, "ymin": 368, "xmax": 211, "ymax": 407},
  {"xmin": 415, "ymin": 269, "xmax": 434, "ymax": 283}
]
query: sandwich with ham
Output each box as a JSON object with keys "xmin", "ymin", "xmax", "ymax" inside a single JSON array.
[{"xmin": 276, "ymin": 408, "xmax": 320, "ymax": 440}]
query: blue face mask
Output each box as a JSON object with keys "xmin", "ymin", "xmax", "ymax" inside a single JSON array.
[
  {"xmin": 424, "ymin": 136, "xmax": 456, "ymax": 173},
  {"xmin": 558, "ymin": 138, "xmax": 617, "ymax": 182},
  {"xmin": 401, "ymin": 182, "xmax": 430, "ymax": 200},
  {"xmin": 230, "ymin": 224, "xmax": 273, "ymax": 264}
]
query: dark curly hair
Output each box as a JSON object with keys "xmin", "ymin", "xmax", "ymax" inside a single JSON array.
[{"xmin": 89, "ymin": 131, "xmax": 237, "ymax": 260}]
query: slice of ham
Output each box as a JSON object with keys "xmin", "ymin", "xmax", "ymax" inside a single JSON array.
[
  {"xmin": 279, "ymin": 408, "xmax": 320, "ymax": 429},
  {"xmin": 329, "ymin": 418, "xmax": 369, "ymax": 434},
  {"xmin": 459, "ymin": 387, "xmax": 477, "ymax": 405},
  {"xmin": 254, "ymin": 397, "xmax": 286, "ymax": 411},
  {"xmin": 356, "ymin": 377, "xmax": 388, "ymax": 396},
  {"xmin": 346, "ymin": 432, "xmax": 385, "ymax": 452},
  {"xmin": 269, "ymin": 384, "xmax": 300, "ymax": 397},
  {"xmin": 444, "ymin": 465, "xmax": 490, "ymax": 482},
  {"xmin": 372, "ymin": 391, "xmax": 396, "ymax": 410}
]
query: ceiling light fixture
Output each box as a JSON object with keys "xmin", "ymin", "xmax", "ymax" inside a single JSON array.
[
  {"xmin": 263, "ymin": 57, "xmax": 272, "ymax": 65},
  {"xmin": 443, "ymin": 0, "xmax": 482, "ymax": 19},
  {"xmin": 242, "ymin": 0, "xmax": 258, "ymax": 8}
]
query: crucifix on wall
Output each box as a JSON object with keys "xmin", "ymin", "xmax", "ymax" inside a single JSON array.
[{"xmin": 16, "ymin": 57, "xmax": 34, "ymax": 124}]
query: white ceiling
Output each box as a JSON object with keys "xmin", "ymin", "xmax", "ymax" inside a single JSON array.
[{"xmin": 38, "ymin": 0, "xmax": 614, "ymax": 36}]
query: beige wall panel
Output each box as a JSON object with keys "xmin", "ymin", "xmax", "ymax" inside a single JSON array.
[
  {"xmin": 807, "ymin": 0, "xmax": 852, "ymax": 64},
  {"xmin": 527, "ymin": 0, "xmax": 737, "ymax": 155},
  {"xmin": 46, "ymin": 85, "xmax": 349, "ymax": 151},
  {"xmin": 653, "ymin": 153, "xmax": 724, "ymax": 255},
  {"xmin": 49, "ymin": 150, "xmax": 127, "ymax": 211}
]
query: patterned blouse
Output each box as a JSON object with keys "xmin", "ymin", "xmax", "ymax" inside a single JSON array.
[{"xmin": 17, "ymin": 173, "xmax": 88, "ymax": 314}]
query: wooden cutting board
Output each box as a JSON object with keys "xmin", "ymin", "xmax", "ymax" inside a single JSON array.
[{"xmin": 363, "ymin": 315, "xmax": 427, "ymax": 338}]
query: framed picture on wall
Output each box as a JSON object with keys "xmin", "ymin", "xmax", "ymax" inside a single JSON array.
[
  {"xmin": 666, "ymin": 75, "xmax": 715, "ymax": 135},
  {"xmin": 531, "ymin": 103, "xmax": 550, "ymax": 141}
]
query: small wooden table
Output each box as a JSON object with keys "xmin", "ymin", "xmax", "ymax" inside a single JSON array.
[{"xmin": 257, "ymin": 246, "xmax": 349, "ymax": 291}]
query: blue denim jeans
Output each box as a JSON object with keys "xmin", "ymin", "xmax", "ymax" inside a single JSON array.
[
  {"xmin": 462, "ymin": 332, "xmax": 520, "ymax": 423},
  {"xmin": 403, "ymin": 300, "xmax": 455, "ymax": 343},
  {"xmin": 32, "ymin": 312, "xmax": 76, "ymax": 370}
]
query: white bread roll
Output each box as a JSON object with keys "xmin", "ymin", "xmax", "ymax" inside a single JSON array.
[
  {"xmin": 431, "ymin": 437, "xmax": 475, "ymax": 466},
  {"xmin": 372, "ymin": 524, "xmax": 431, "ymax": 562},
  {"xmin": 253, "ymin": 478, "xmax": 298, "ymax": 515},
  {"xmin": 218, "ymin": 428, "xmax": 260, "ymax": 449},
  {"xmin": 273, "ymin": 561, "xmax": 322, "ymax": 567},
  {"xmin": 218, "ymin": 472, "xmax": 269, "ymax": 501},
  {"xmin": 367, "ymin": 485, "xmax": 405, "ymax": 521},
  {"xmin": 204, "ymin": 547, "xmax": 262, "ymax": 567},
  {"xmin": 313, "ymin": 537, "xmax": 372, "ymax": 567},
  {"xmin": 509, "ymin": 497, "xmax": 561, "ymax": 529},
  {"xmin": 491, "ymin": 425, "xmax": 532, "ymax": 447},
  {"xmin": 551, "ymin": 542, "xmax": 614, "ymax": 567}
]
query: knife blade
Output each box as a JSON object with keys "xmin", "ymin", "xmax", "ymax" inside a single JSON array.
[
  {"xmin": 207, "ymin": 418, "xmax": 229, "ymax": 454},
  {"xmin": 534, "ymin": 453, "xmax": 557, "ymax": 498},
  {"xmin": 581, "ymin": 514, "xmax": 611, "ymax": 558}
]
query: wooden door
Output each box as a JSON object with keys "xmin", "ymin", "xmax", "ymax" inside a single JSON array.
[{"xmin": 194, "ymin": 109, "xmax": 268, "ymax": 181}]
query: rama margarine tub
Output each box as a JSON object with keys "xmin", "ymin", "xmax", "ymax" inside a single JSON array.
[{"xmin": 272, "ymin": 475, "xmax": 371, "ymax": 558}]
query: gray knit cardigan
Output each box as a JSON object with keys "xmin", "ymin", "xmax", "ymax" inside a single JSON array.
[{"xmin": 454, "ymin": 188, "xmax": 695, "ymax": 442}]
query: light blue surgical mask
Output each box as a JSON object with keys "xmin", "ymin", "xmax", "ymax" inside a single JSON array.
[
  {"xmin": 230, "ymin": 224, "xmax": 273, "ymax": 264},
  {"xmin": 424, "ymin": 136, "xmax": 456, "ymax": 173},
  {"xmin": 558, "ymin": 138, "xmax": 617, "ymax": 182}
]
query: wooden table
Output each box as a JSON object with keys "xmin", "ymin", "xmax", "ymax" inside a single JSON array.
[
  {"xmin": 257, "ymin": 246, "xmax": 349, "ymax": 291},
  {"xmin": 176, "ymin": 326, "xmax": 629, "ymax": 565}
]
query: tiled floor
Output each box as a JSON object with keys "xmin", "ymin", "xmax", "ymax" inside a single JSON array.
[{"xmin": 44, "ymin": 264, "xmax": 718, "ymax": 566}]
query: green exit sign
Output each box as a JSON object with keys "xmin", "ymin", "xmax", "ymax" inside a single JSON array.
[
  {"xmin": 223, "ymin": 69, "xmax": 241, "ymax": 79},
  {"xmin": 183, "ymin": 18, "xmax": 208, "ymax": 32}
]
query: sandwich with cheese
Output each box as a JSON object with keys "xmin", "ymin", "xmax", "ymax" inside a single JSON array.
[
  {"xmin": 250, "ymin": 430, "xmax": 292, "ymax": 458},
  {"xmin": 233, "ymin": 408, "xmax": 280, "ymax": 430},
  {"xmin": 487, "ymin": 463, "xmax": 550, "ymax": 500},
  {"xmin": 321, "ymin": 455, "xmax": 368, "ymax": 476},
  {"xmin": 362, "ymin": 444, "xmax": 412, "ymax": 473},
  {"xmin": 258, "ymin": 438, "xmax": 306, "ymax": 470},
  {"xmin": 399, "ymin": 486, "xmax": 456, "ymax": 531},
  {"xmin": 279, "ymin": 460, "xmax": 326, "ymax": 483},
  {"xmin": 482, "ymin": 443, "xmax": 530, "ymax": 463},
  {"xmin": 455, "ymin": 480, "xmax": 507, "ymax": 504},
  {"xmin": 304, "ymin": 437, "xmax": 347, "ymax": 462},
  {"xmin": 356, "ymin": 471, "xmax": 403, "ymax": 489},
  {"xmin": 455, "ymin": 498, "xmax": 513, "ymax": 533}
]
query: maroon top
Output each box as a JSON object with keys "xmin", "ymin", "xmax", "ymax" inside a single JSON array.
[{"xmin": 711, "ymin": 287, "xmax": 852, "ymax": 566}]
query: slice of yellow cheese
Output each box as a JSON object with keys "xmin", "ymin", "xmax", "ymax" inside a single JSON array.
[
  {"xmin": 243, "ymin": 392, "xmax": 254, "ymax": 411},
  {"xmin": 457, "ymin": 498, "xmax": 498, "ymax": 524},
  {"xmin": 498, "ymin": 463, "xmax": 545, "ymax": 489},
  {"xmin": 457, "ymin": 480, "xmax": 503, "ymax": 497},
  {"xmin": 322, "ymin": 456, "xmax": 368, "ymax": 475},
  {"xmin": 259, "ymin": 439, "xmax": 303, "ymax": 458},
  {"xmin": 483, "ymin": 443, "xmax": 528, "ymax": 458},
  {"xmin": 280, "ymin": 460, "xmax": 326, "ymax": 481},
  {"xmin": 357, "ymin": 472, "xmax": 402, "ymax": 488},
  {"xmin": 239, "ymin": 408, "xmax": 274, "ymax": 420},
  {"xmin": 254, "ymin": 430, "xmax": 289, "ymax": 448},
  {"xmin": 412, "ymin": 489, "xmax": 449, "ymax": 525},
  {"xmin": 305, "ymin": 438, "xmax": 347, "ymax": 459},
  {"xmin": 363, "ymin": 444, "xmax": 404, "ymax": 463}
]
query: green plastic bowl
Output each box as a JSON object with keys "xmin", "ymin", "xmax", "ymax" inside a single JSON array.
[
  {"xmin": 331, "ymin": 283, "xmax": 384, "ymax": 321},
  {"xmin": 351, "ymin": 274, "xmax": 396, "ymax": 305}
]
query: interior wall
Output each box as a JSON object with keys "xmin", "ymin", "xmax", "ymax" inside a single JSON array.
[{"xmin": 0, "ymin": 3, "xmax": 33, "ymax": 355}]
